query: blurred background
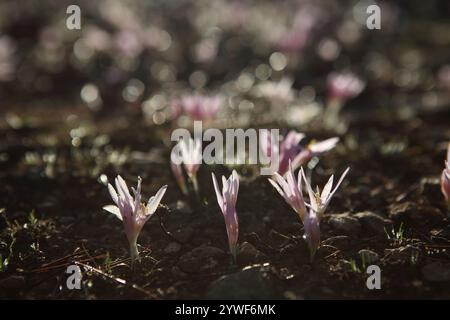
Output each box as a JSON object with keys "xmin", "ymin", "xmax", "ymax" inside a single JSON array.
[{"xmin": 0, "ymin": 0, "xmax": 449, "ymax": 125}]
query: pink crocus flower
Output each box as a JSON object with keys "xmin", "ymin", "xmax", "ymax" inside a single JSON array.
[
  {"xmin": 103, "ymin": 175, "xmax": 167, "ymax": 265},
  {"xmin": 260, "ymin": 130, "xmax": 339, "ymax": 176},
  {"xmin": 300, "ymin": 167, "xmax": 349, "ymax": 259},
  {"xmin": 169, "ymin": 98, "xmax": 183, "ymax": 120},
  {"xmin": 277, "ymin": 5, "xmax": 323, "ymax": 54},
  {"xmin": 174, "ymin": 94, "xmax": 222, "ymax": 121},
  {"xmin": 212, "ymin": 170, "xmax": 240, "ymax": 262},
  {"xmin": 301, "ymin": 167, "xmax": 350, "ymax": 219},
  {"xmin": 268, "ymin": 162, "xmax": 322, "ymax": 260},
  {"xmin": 325, "ymin": 72, "xmax": 365, "ymax": 130},
  {"xmin": 327, "ymin": 72, "xmax": 365, "ymax": 102},
  {"xmin": 441, "ymin": 143, "xmax": 450, "ymax": 207},
  {"xmin": 171, "ymin": 137, "xmax": 202, "ymax": 195},
  {"xmin": 268, "ymin": 162, "xmax": 307, "ymax": 221},
  {"xmin": 291, "ymin": 137, "xmax": 340, "ymax": 172}
]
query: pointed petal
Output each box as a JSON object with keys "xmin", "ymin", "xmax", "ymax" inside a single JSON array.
[
  {"xmin": 212, "ymin": 172, "xmax": 224, "ymax": 211},
  {"xmin": 231, "ymin": 170, "xmax": 239, "ymax": 205},
  {"xmin": 327, "ymin": 167, "xmax": 350, "ymax": 205},
  {"xmin": 108, "ymin": 183, "xmax": 119, "ymax": 205},
  {"xmin": 146, "ymin": 185, "xmax": 168, "ymax": 216},
  {"xmin": 132, "ymin": 177, "xmax": 142, "ymax": 211},
  {"xmin": 297, "ymin": 167, "xmax": 303, "ymax": 192},
  {"xmin": 301, "ymin": 167, "xmax": 317, "ymax": 212},
  {"xmin": 221, "ymin": 175, "xmax": 228, "ymax": 197},
  {"xmin": 103, "ymin": 205, "xmax": 123, "ymax": 221},
  {"xmin": 116, "ymin": 175, "xmax": 133, "ymax": 203},
  {"xmin": 309, "ymin": 137, "xmax": 339, "ymax": 154},
  {"xmin": 321, "ymin": 175, "xmax": 334, "ymax": 203},
  {"xmin": 274, "ymin": 172, "xmax": 291, "ymax": 196},
  {"xmin": 268, "ymin": 178, "xmax": 285, "ymax": 198},
  {"xmin": 291, "ymin": 149, "xmax": 311, "ymax": 172},
  {"xmin": 286, "ymin": 164, "xmax": 298, "ymax": 195}
]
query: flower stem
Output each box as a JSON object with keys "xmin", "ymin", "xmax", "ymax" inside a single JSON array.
[
  {"xmin": 129, "ymin": 239, "xmax": 140, "ymax": 268},
  {"xmin": 230, "ymin": 245, "xmax": 238, "ymax": 265},
  {"xmin": 191, "ymin": 175, "xmax": 200, "ymax": 201},
  {"xmin": 324, "ymin": 97, "xmax": 343, "ymax": 130}
]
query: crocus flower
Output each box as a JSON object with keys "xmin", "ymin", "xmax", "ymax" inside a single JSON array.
[
  {"xmin": 179, "ymin": 137, "xmax": 202, "ymax": 194},
  {"xmin": 441, "ymin": 143, "xmax": 450, "ymax": 207},
  {"xmin": 301, "ymin": 167, "xmax": 350, "ymax": 219},
  {"xmin": 103, "ymin": 175, "xmax": 167, "ymax": 265},
  {"xmin": 268, "ymin": 163, "xmax": 322, "ymax": 260},
  {"xmin": 327, "ymin": 72, "xmax": 365, "ymax": 102},
  {"xmin": 212, "ymin": 170, "xmax": 240, "ymax": 262},
  {"xmin": 268, "ymin": 162, "xmax": 307, "ymax": 221},
  {"xmin": 176, "ymin": 94, "xmax": 222, "ymax": 121},
  {"xmin": 260, "ymin": 130, "xmax": 338, "ymax": 176},
  {"xmin": 291, "ymin": 137, "xmax": 340, "ymax": 172},
  {"xmin": 277, "ymin": 5, "xmax": 323, "ymax": 54},
  {"xmin": 257, "ymin": 78, "xmax": 295, "ymax": 105},
  {"xmin": 325, "ymin": 72, "xmax": 365, "ymax": 131},
  {"xmin": 261, "ymin": 130, "xmax": 304, "ymax": 176}
]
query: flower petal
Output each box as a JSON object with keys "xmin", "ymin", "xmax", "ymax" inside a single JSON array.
[
  {"xmin": 327, "ymin": 167, "xmax": 350, "ymax": 205},
  {"xmin": 103, "ymin": 205, "xmax": 123, "ymax": 221},
  {"xmin": 309, "ymin": 137, "xmax": 339, "ymax": 154},
  {"xmin": 321, "ymin": 174, "xmax": 334, "ymax": 203},
  {"xmin": 212, "ymin": 172, "xmax": 224, "ymax": 212},
  {"xmin": 108, "ymin": 183, "xmax": 119, "ymax": 205},
  {"xmin": 146, "ymin": 185, "xmax": 168, "ymax": 216},
  {"xmin": 268, "ymin": 178, "xmax": 285, "ymax": 198},
  {"xmin": 301, "ymin": 167, "xmax": 317, "ymax": 212}
]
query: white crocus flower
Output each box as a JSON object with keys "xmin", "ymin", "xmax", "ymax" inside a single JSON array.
[
  {"xmin": 301, "ymin": 167, "xmax": 350, "ymax": 218},
  {"xmin": 103, "ymin": 175, "xmax": 167, "ymax": 266}
]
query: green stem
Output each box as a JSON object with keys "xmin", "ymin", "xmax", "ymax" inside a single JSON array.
[
  {"xmin": 191, "ymin": 175, "xmax": 200, "ymax": 201},
  {"xmin": 324, "ymin": 97, "xmax": 343, "ymax": 130},
  {"xmin": 230, "ymin": 245, "xmax": 238, "ymax": 265},
  {"xmin": 129, "ymin": 239, "xmax": 140, "ymax": 268}
]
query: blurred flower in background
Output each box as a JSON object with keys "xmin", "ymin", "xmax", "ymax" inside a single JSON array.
[{"xmin": 0, "ymin": 0, "xmax": 448, "ymax": 128}]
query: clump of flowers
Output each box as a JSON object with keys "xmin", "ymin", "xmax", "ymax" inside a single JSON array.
[
  {"xmin": 301, "ymin": 166, "xmax": 349, "ymax": 259},
  {"xmin": 171, "ymin": 94, "xmax": 222, "ymax": 122},
  {"xmin": 171, "ymin": 137, "xmax": 202, "ymax": 195},
  {"xmin": 103, "ymin": 175, "xmax": 167, "ymax": 266},
  {"xmin": 260, "ymin": 129, "xmax": 339, "ymax": 176},
  {"xmin": 211, "ymin": 170, "xmax": 240, "ymax": 263},
  {"xmin": 441, "ymin": 143, "xmax": 450, "ymax": 208},
  {"xmin": 269, "ymin": 164, "xmax": 349, "ymax": 261}
]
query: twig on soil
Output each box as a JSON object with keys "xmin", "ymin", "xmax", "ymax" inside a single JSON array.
[
  {"xmin": 81, "ymin": 243, "xmax": 99, "ymax": 268},
  {"xmin": 246, "ymin": 232, "xmax": 280, "ymax": 253},
  {"xmin": 31, "ymin": 253, "xmax": 107, "ymax": 273},
  {"xmin": 324, "ymin": 250, "xmax": 341, "ymax": 260},
  {"xmin": 159, "ymin": 210, "xmax": 182, "ymax": 243},
  {"xmin": 74, "ymin": 260, "xmax": 155, "ymax": 297}
]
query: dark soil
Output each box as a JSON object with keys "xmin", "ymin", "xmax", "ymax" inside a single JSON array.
[{"xmin": 1, "ymin": 104, "xmax": 449, "ymax": 299}]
